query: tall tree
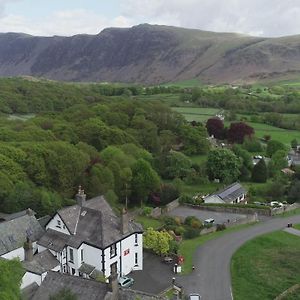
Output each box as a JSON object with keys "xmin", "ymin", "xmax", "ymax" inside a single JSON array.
[
  {"xmin": 227, "ymin": 122, "xmax": 254, "ymax": 144},
  {"xmin": 207, "ymin": 149, "xmax": 241, "ymax": 183},
  {"xmin": 131, "ymin": 159, "xmax": 160, "ymax": 205},
  {"xmin": 266, "ymin": 140, "xmax": 286, "ymax": 157},
  {"xmin": 206, "ymin": 118, "xmax": 224, "ymax": 139},
  {"xmin": 251, "ymin": 159, "xmax": 268, "ymax": 183}
]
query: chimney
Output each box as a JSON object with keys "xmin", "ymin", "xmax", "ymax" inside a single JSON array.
[
  {"xmin": 24, "ymin": 236, "xmax": 33, "ymax": 262},
  {"xmin": 76, "ymin": 185, "xmax": 86, "ymax": 206},
  {"xmin": 26, "ymin": 208, "xmax": 34, "ymax": 216},
  {"xmin": 108, "ymin": 264, "xmax": 119, "ymax": 300},
  {"xmin": 121, "ymin": 208, "xmax": 129, "ymax": 235}
]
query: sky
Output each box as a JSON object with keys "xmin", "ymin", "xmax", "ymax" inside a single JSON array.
[{"xmin": 1, "ymin": 0, "xmax": 300, "ymax": 37}]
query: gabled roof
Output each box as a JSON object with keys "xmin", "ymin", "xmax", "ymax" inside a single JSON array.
[
  {"xmin": 41, "ymin": 196, "xmax": 143, "ymax": 250},
  {"xmin": 22, "ymin": 249, "xmax": 59, "ymax": 275},
  {"xmin": 0, "ymin": 213, "xmax": 44, "ymax": 256},
  {"xmin": 211, "ymin": 182, "xmax": 246, "ymax": 203},
  {"xmin": 32, "ymin": 271, "xmax": 109, "ymax": 300}
]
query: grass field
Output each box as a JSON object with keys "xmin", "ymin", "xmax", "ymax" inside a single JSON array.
[
  {"xmin": 172, "ymin": 107, "xmax": 220, "ymax": 122},
  {"xmin": 224, "ymin": 120, "xmax": 300, "ymax": 145},
  {"xmin": 231, "ymin": 231, "xmax": 300, "ymax": 300}
]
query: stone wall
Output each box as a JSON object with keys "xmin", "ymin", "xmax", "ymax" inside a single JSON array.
[
  {"xmin": 165, "ymin": 199, "xmax": 180, "ymax": 213},
  {"xmin": 186, "ymin": 203, "xmax": 271, "ymax": 216},
  {"xmin": 199, "ymin": 214, "xmax": 258, "ymax": 236},
  {"xmin": 150, "ymin": 207, "xmax": 162, "ymax": 218}
]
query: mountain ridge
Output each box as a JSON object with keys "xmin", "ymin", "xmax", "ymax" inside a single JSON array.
[{"xmin": 0, "ymin": 24, "xmax": 300, "ymax": 84}]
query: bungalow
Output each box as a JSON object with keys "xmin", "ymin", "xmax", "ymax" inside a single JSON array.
[{"xmin": 204, "ymin": 182, "xmax": 247, "ymax": 204}]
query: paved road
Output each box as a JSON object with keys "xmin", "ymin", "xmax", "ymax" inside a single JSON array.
[
  {"xmin": 176, "ymin": 214, "xmax": 300, "ymax": 300},
  {"xmin": 168, "ymin": 206, "xmax": 247, "ymax": 225}
]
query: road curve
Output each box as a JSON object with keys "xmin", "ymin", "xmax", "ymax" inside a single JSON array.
[{"xmin": 177, "ymin": 214, "xmax": 300, "ymax": 300}]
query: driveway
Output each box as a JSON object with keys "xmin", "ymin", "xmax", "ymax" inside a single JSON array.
[
  {"xmin": 168, "ymin": 206, "xmax": 248, "ymax": 224},
  {"xmin": 130, "ymin": 251, "xmax": 174, "ymax": 294},
  {"xmin": 176, "ymin": 214, "xmax": 300, "ymax": 300}
]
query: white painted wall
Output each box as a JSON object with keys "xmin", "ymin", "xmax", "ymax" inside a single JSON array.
[
  {"xmin": 81, "ymin": 244, "xmax": 102, "ymax": 271},
  {"xmin": 21, "ymin": 272, "xmax": 41, "ymax": 289},
  {"xmin": 46, "ymin": 214, "xmax": 70, "ymax": 235},
  {"xmin": 1, "ymin": 247, "xmax": 25, "ymax": 261},
  {"xmin": 1, "ymin": 242, "xmax": 38, "ymax": 261},
  {"xmin": 120, "ymin": 233, "xmax": 143, "ymax": 276}
]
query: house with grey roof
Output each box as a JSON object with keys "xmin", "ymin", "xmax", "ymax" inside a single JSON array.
[
  {"xmin": 37, "ymin": 187, "xmax": 143, "ymax": 280},
  {"xmin": 0, "ymin": 208, "xmax": 44, "ymax": 261},
  {"xmin": 21, "ymin": 246, "xmax": 60, "ymax": 289},
  {"xmin": 31, "ymin": 271, "xmax": 164, "ymax": 300},
  {"xmin": 204, "ymin": 182, "xmax": 247, "ymax": 204}
]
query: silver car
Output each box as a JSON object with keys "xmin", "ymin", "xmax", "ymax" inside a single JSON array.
[{"xmin": 189, "ymin": 293, "xmax": 201, "ymax": 300}]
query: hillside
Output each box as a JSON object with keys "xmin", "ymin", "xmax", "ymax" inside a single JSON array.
[{"xmin": 1, "ymin": 24, "xmax": 300, "ymax": 84}]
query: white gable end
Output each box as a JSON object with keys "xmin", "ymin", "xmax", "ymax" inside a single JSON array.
[{"xmin": 46, "ymin": 214, "xmax": 70, "ymax": 235}]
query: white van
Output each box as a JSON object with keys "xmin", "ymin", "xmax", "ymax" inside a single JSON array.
[{"xmin": 204, "ymin": 218, "xmax": 215, "ymax": 225}]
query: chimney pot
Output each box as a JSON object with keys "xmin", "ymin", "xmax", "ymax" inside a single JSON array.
[{"xmin": 76, "ymin": 185, "xmax": 86, "ymax": 206}]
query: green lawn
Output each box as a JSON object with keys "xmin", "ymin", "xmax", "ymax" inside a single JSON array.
[
  {"xmin": 292, "ymin": 223, "xmax": 300, "ymax": 230},
  {"xmin": 231, "ymin": 231, "xmax": 300, "ymax": 300},
  {"xmin": 134, "ymin": 215, "xmax": 163, "ymax": 230}
]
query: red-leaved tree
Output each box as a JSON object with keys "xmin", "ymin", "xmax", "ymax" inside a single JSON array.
[
  {"xmin": 206, "ymin": 118, "xmax": 224, "ymax": 139},
  {"xmin": 227, "ymin": 122, "xmax": 254, "ymax": 144}
]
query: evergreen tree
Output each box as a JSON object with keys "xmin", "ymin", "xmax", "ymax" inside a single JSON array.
[{"xmin": 251, "ymin": 159, "xmax": 268, "ymax": 183}]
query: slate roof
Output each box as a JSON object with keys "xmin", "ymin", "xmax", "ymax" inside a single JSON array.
[
  {"xmin": 212, "ymin": 182, "xmax": 246, "ymax": 203},
  {"xmin": 0, "ymin": 213, "xmax": 44, "ymax": 256},
  {"xmin": 22, "ymin": 250, "xmax": 59, "ymax": 275},
  {"xmin": 32, "ymin": 271, "xmax": 109, "ymax": 300},
  {"xmin": 41, "ymin": 196, "xmax": 143, "ymax": 250},
  {"xmin": 21, "ymin": 282, "xmax": 39, "ymax": 300},
  {"xmin": 79, "ymin": 263, "xmax": 103, "ymax": 280},
  {"xmin": 38, "ymin": 229, "xmax": 70, "ymax": 252}
]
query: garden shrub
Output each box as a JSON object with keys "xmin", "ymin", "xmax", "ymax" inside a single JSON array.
[
  {"xmin": 216, "ymin": 224, "xmax": 226, "ymax": 231},
  {"xmin": 142, "ymin": 206, "xmax": 152, "ymax": 216},
  {"xmin": 183, "ymin": 227, "xmax": 199, "ymax": 239}
]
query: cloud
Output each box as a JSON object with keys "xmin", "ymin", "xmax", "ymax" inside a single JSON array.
[
  {"xmin": 0, "ymin": 9, "xmax": 133, "ymax": 36},
  {"xmin": 120, "ymin": 0, "xmax": 300, "ymax": 37},
  {"xmin": 1, "ymin": 1, "xmax": 300, "ymax": 37}
]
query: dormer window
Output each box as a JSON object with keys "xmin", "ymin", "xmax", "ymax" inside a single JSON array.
[{"xmin": 56, "ymin": 220, "xmax": 61, "ymax": 228}]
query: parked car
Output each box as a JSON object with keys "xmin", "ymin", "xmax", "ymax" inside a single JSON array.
[
  {"xmin": 118, "ymin": 276, "xmax": 134, "ymax": 288},
  {"xmin": 189, "ymin": 293, "xmax": 201, "ymax": 300},
  {"xmin": 270, "ymin": 201, "xmax": 283, "ymax": 208},
  {"xmin": 204, "ymin": 218, "xmax": 215, "ymax": 225},
  {"xmin": 162, "ymin": 256, "xmax": 173, "ymax": 263}
]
